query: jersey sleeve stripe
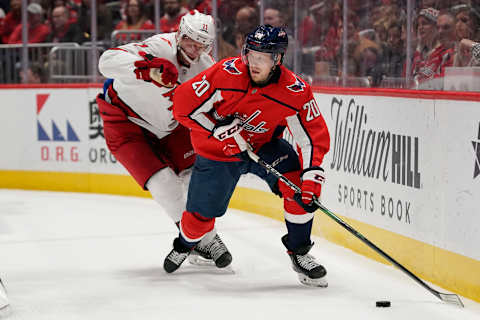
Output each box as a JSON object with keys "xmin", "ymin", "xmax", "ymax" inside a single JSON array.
[
  {"xmin": 107, "ymin": 47, "xmax": 128, "ymax": 52},
  {"xmin": 284, "ymin": 210, "xmax": 314, "ymax": 224},
  {"xmin": 107, "ymin": 84, "xmax": 144, "ymax": 119},
  {"xmin": 286, "ymin": 114, "xmax": 314, "ymax": 168},
  {"xmin": 188, "ymin": 89, "xmax": 224, "ymax": 132}
]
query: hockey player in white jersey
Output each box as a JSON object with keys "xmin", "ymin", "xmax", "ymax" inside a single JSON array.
[{"xmin": 96, "ymin": 10, "xmax": 232, "ymax": 269}]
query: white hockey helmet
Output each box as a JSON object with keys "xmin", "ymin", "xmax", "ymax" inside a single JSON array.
[{"xmin": 176, "ymin": 10, "xmax": 215, "ymax": 63}]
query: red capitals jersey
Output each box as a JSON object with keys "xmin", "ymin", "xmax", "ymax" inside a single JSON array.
[
  {"xmin": 411, "ymin": 44, "xmax": 454, "ymax": 82},
  {"xmin": 173, "ymin": 57, "xmax": 330, "ymax": 170}
]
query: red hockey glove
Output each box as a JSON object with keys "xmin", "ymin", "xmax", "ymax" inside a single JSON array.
[
  {"xmin": 134, "ymin": 52, "xmax": 178, "ymax": 88},
  {"xmin": 300, "ymin": 167, "xmax": 325, "ymax": 205}
]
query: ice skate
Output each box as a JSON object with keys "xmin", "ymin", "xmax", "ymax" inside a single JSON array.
[
  {"xmin": 164, "ymin": 238, "xmax": 191, "ymax": 273},
  {"xmin": 189, "ymin": 233, "xmax": 232, "ymax": 268},
  {"xmin": 282, "ymin": 235, "xmax": 328, "ymax": 287}
]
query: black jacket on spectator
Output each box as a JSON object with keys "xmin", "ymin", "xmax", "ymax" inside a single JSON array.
[
  {"xmin": 77, "ymin": 3, "xmax": 113, "ymax": 43},
  {"xmin": 46, "ymin": 22, "xmax": 83, "ymax": 43}
]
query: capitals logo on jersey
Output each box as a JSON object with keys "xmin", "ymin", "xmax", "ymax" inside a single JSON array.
[
  {"xmin": 223, "ymin": 58, "xmax": 242, "ymax": 75},
  {"xmin": 287, "ymin": 76, "xmax": 306, "ymax": 92},
  {"xmin": 239, "ymin": 110, "xmax": 268, "ymax": 134}
]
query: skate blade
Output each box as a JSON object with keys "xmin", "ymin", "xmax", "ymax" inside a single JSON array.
[
  {"xmin": 188, "ymin": 254, "xmax": 215, "ymax": 266},
  {"xmin": 298, "ymin": 274, "xmax": 328, "ymax": 287},
  {"xmin": 0, "ymin": 303, "xmax": 11, "ymax": 318}
]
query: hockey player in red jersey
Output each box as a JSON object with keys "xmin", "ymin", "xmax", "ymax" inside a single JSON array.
[
  {"xmin": 96, "ymin": 10, "xmax": 232, "ymax": 268},
  {"xmin": 165, "ymin": 25, "xmax": 330, "ymax": 287}
]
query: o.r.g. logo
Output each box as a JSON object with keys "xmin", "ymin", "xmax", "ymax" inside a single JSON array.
[
  {"xmin": 37, "ymin": 94, "xmax": 79, "ymax": 142},
  {"xmin": 36, "ymin": 94, "xmax": 80, "ymax": 162}
]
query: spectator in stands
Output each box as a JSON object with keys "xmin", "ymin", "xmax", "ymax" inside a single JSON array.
[
  {"xmin": 410, "ymin": 8, "xmax": 439, "ymax": 82},
  {"xmin": 353, "ymin": 35, "xmax": 384, "ymax": 86},
  {"xmin": 46, "ymin": 5, "xmax": 82, "ymax": 43},
  {"xmin": 457, "ymin": 37, "xmax": 480, "ymax": 65},
  {"xmin": 114, "ymin": 0, "xmax": 154, "ymax": 41},
  {"xmin": 218, "ymin": 0, "xmax": 255, "ymax": 46},
  {"xmin": 419, "ymin": 0, "xmax": 441, "ymax": 9},
  {"xmin": 410, "ymin": 8, "xmax": 455, "ymax": 87},
  {"xmin": 186, "ymin": 0, "xmax": 214, "ymax": 15},
  {"xmin": 263, "ymin": 6, "xmax": 296, "ymax": 69},
  {"xmin": 19, "ymin": 62, "xmax": 47, "ymax": 83},
  {"xmin": 160, "ymin": 0, "xmax": 188, "ymax": 33},
  {"xmin": 299, "ymin": 1, "xmax": 337, "ymax": 47},
  {"xmin": 233, "ymin": 5, "xmax": 258, "ymax": 51},
  {"xmin": 383, "ymin": 22, "xmax": 405, "ymax": 77},
  {"xmin": 45, "ymin": 0, "xmax": 79, "ymax": 24},
  {"xmin": 0, "ymin": 0, "xmax": 21, "ymax": 43},
  {"xmin": 452, "ymin": 4, "xmax": 480, "ymax": 42},
  {"xmin": 77, "ymin": 0, "xmax": 113, "ymax": 42},
  {"xmin": 8, "ymin": 3, "xmax": 50, "ymax": 44},
  {"xmin": 437, "ymin": 12, "xmax": 456, "ymax": 50},
  {"xmin": 215, "ymin": 18, "xmax": 237, "ymax": 60}
]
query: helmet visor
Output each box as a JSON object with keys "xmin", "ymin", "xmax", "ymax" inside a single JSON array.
[{"xmin": 242, "ymin": 46, "xmax": 278, "ymax": 67}]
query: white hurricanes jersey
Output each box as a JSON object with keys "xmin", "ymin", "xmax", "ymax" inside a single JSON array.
[{"xmin": 98, "ymin": 32, "xmax": 215, "ymax": 139}]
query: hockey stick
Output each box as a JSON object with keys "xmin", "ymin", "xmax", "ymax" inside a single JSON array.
[{"xmin": 241, "ymin": 145, "xmax": 464, "ymax": 308}]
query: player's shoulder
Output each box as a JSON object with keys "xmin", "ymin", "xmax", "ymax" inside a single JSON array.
[
  {"xmin": 215, "ymin": 56, "xmax": 249, "ymax": 77},
  {"xmin": 207, "ymin": 56, "xmax": 249, "ymax": 88},
  {"xmin": 143, "ymin": 32, "xmax": 177, "ymax": 55},
  {"xmin": 278, "ymin": 66, "xmax": 312, "ymax": 97}
]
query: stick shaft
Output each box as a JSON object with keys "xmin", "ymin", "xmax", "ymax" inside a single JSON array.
[{"xmin": 245, "ymin": 148, "xmax": 464, "ymax": 307}]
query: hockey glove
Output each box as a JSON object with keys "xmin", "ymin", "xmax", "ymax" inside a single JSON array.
[
  {"xmin": 134, "ymin": 52, "xmax": 178, "ymax": 88},
  {"xmin": 300, "ymin": 167, "xmax": 325, "ymax": 205},
  {"xmin": 211, "ymin": 117, "xmax": 249, "ymax": 157},
  {"xmin": 212, "ymin": 117, "xmax": 243, "ymax": 141}
]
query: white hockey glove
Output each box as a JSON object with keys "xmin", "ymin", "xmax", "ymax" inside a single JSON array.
[
  {"xmin": 211, "ymin": 117, "xmax": 248, "ymax": 157},
  {"xmin": 300, "ymin": 167, "xmax": 325, "ymax": 205},
  {"xmin": 212, "ymin": 117, "xmax": 243, "ymax": 141}
]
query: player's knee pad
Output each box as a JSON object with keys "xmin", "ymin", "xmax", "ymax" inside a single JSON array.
[
  {"xmin": 147, "ymin": 168, "xmax": 185, "ymax": 222},
  {"xmin": 180, "ymin": 211, "xmax": 215, "ymax": 242}
]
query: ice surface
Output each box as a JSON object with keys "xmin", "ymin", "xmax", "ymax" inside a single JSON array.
[{"xmin": 0, "ymin": 189, "xmax": 479, "ymax": 320}]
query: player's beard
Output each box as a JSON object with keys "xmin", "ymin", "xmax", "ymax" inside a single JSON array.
[{"xmin": 249, "ymin": 66, "xmax": 279, "ymax": 87}]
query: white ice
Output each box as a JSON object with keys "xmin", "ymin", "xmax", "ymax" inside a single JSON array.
[{"xmin": 0, "ymin": 189, "xmax": 479, "ymax": 320}]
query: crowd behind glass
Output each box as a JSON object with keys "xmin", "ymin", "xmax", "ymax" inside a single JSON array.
[{"xmin": 1, "ymin": 0, "xmax": 479, "ymax": 91}]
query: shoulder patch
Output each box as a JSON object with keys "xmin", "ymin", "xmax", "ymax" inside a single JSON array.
[
  {"xmin": 287, "ymin": 76, "xmax": 306, "ymax": 93},
  {"xmin": 223, "ymin": 58, "xmax": 242, "ymax": 75}
]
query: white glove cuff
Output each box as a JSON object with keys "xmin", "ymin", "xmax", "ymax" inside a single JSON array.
[
  {"xmin": 212, "ymin": 118, "xmax": 243, "ymax": 141},
  {"xmin": 301, "ymin": 167, "xmax": 325, "ymax": 183}
]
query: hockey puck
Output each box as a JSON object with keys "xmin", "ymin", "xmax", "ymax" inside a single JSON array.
[{"xmin": 376, "ymin": 301, "xmax": 391, "ymax": 307}]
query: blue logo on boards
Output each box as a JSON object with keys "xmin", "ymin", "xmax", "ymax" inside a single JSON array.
[
  {"xmin": 36, "ymin": 93, "xmax": 80, "ymax": 142},
  {"xmin": 37, "ymin": 120, "xmax": 80, "ymax": 142}
]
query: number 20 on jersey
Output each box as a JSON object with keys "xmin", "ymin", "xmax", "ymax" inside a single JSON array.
[{"xmin": 303, "ymin": 99, "xmax": 321, "ymax": 122}]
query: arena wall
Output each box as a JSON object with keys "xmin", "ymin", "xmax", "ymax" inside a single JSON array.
[{"xmin": 1, "ymin": 84, "xmax": 479, "ymax": 302}]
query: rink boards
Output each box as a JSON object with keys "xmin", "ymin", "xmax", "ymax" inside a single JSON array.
[{"xmin": 0, "ymin": 84, "xmax": 479, "ymax": 302}]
